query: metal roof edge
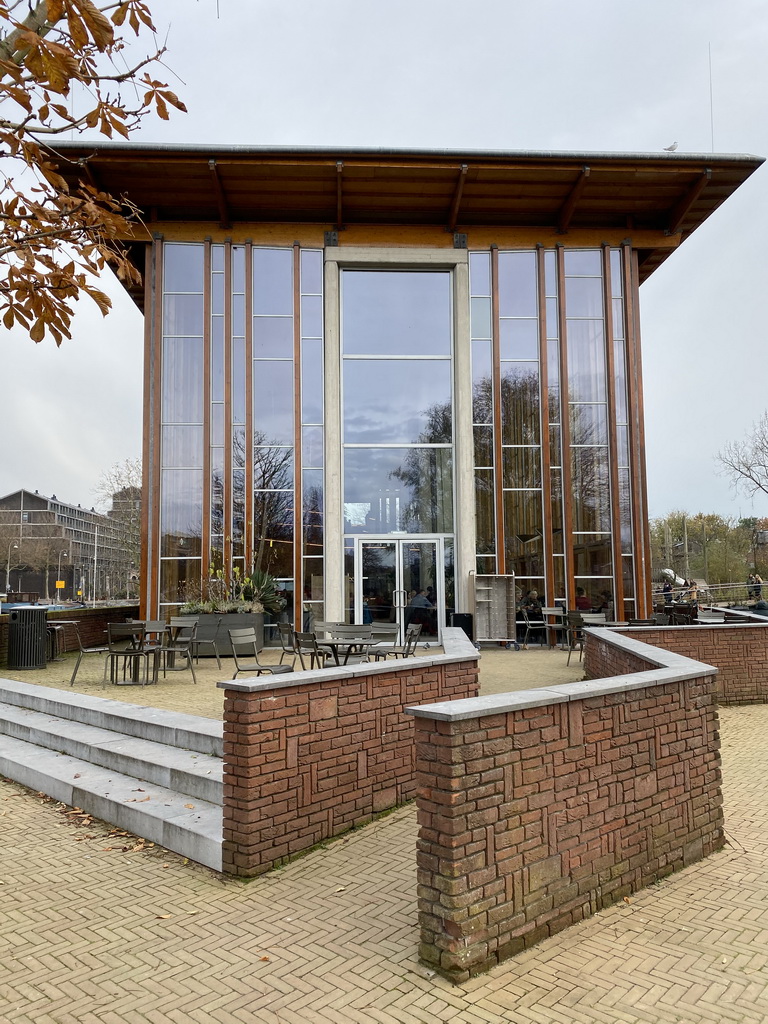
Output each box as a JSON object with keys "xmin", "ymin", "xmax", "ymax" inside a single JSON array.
[{"xmin": 50, "ymin": 140, "xmax": 765, "ymax": 166}]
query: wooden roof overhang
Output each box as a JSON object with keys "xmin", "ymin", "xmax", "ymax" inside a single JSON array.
[{"xmin": 53, "ymin": 143, "xmax": 763, "ymax": 300}]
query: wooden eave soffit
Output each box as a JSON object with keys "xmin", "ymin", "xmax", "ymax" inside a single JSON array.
[
  {"xmin": 666, "ymin": 168, "xmax": 711, "ymax": 235},
  {"xmin": 336, "ymin": 161, "xmax": 344, "ymax": 231},
  {"xmin": 557, "ymin": 165, "xmax": 590, "ymax": 234},
  {"xmin": 447, "ymin": 164, "xmax": 469, "ymax": 232},
  {"xmin": 208, "ymin": 159, "xmax": 231, "ymax": 230}
]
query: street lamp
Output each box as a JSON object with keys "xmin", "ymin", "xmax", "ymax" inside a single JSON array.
[
  {"xmin": 57, "ymin": 549, "xmax": 70, "ymax": 602},
  {"xmin": 5, "ymin": 541, "xmax": 18, "ymax": 593}
]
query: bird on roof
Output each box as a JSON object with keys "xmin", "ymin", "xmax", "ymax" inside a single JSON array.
[{"xmin": 663, "ymin": 142, "xmax": 678, "ymax": 152}]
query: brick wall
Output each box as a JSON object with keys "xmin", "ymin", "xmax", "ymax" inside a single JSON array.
[
  {"xmin": 220, "ymin": 636, "xmax": 479, "ymax": 877},
  {"xmin": 585, "ymin": 623, "xmax": 768, "ymax": 704},
  {"xmin": 410, "ymin": 636, "xmax": 722, "ymax": 983},
  {"xmin": 0, "ymin": 605, "xmax": 140, "ymax": 666}
]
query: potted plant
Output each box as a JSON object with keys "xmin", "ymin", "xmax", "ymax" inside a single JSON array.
[{"xmin": 179, "ymin": 567, "xmax": 279, "ymax": 656}]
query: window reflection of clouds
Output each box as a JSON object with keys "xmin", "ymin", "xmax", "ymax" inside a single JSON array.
[
  {"xmin": 342, "ymin": 271, "xmax": 451, "ymax": 355},
  {"xmin": 343, "ymin": 360, "xmax": 451, "ymax": 444}
]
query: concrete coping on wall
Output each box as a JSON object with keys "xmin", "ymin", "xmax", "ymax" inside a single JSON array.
[
  {"xmin": 216, "ymin": 626, "xmax": 479, "ymax": 693},
  {"xmin": 405, "ymin": 627, "xmax": 719, "ymax": 722}
]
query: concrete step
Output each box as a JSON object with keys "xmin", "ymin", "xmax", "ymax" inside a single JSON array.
[
  {"xmin": 0, "ymin": 733, "xmax": 222, "ymax": 871},
  {"xmin": 0, "ymin": 678, "xmax": 222, "ymax": 756},
  {"xmin": 0, "ymin": 702, "xmax": 222, "ymax": 804}
]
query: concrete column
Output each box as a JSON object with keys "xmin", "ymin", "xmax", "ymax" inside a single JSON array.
[
  {"xmin": 453, "ymin": 259, "xmax": 475, "ymax": 614},
  {"xmin": 323, "ymin": 254, "xmax": 344, "ymax": 621}
]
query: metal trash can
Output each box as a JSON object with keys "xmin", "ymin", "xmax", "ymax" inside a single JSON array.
[
  {"xmin": 450, "ymin": 612, "xmax": 474, "ymax": 642},
  {"xmin": 8, "ymin": 607, "xmax": 47, "ymax": 669}
]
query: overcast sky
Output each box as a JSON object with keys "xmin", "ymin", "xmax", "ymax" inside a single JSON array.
[{"xmin": 2, "ymin": 0, "xmax": 766, "ymax": 521}]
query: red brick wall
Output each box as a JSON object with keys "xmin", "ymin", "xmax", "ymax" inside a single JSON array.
[
  {"xmin": 413, "ymin": 670, "xmax": 722, "ymax": 983},
  {"xmin": 0, "ymin": 605, "xmax": 140, "ymax": 666},
  {"xmin": 585, "ymin": 624, "xmax": 768, "ymax": 704},
  {"xmin": 222, "ymin": 656, "xmax": 479, "ymax": 876}
]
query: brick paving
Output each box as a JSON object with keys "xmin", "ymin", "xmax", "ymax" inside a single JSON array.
[{"xmin": 2, "ymin": 691, "xmax": 768, "ymax": 1020}]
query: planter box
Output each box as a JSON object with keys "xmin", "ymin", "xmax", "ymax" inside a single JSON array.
[{"xmin": 181, "ymin": 612, "xmax": 263, "ymax": 656}]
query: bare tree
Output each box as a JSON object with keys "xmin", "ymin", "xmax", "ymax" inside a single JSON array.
[
  {"xmin": 95, "ymin": 456, "xmax": 141, "ymax": 588},
  {"xmin": 0, "ymin": 1, "xmax": 185, "ymax": 345},
  {"xmin": 717, "ymin": 413, "xmax": 768, "ymax": 500}
]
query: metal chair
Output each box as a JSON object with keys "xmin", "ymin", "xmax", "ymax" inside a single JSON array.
[
  {"xmin": 143, "ymin": 620, "xmax": 168, "ymax": 647},
  {"xmin": 371, "ymin": 623, "xmax": 422, "ymax": 660},
  {"xmin": 370, "ymin": 623, "xmax": 400, "ymax": 653},
  {"xmin": 229, "ymin": 627, "xmax": 294, "ymax": 678},
  {"xmin": 106, "ymin": 623, "xmax": 155, "ymax": 687},
  {"xmin": 521, "ymin": 608, "xmax": 548, "ymax": 649},
  {"xmin": 277, "ymin": 622, "xmax": 298, "ymax": 668},
  {"xmin": 185, "ymin": 614, "xmax": 222, "ymax": 668},
  {"xmin": 628, "ymin": 618, "xmax": 655, "ymax": 626},
  {"xmin": 68, "ymin": 622, "xmax": 110, "ymax": 687},
  {"xmin": 565, "ymin": 612, "xmax": 585, "ymax": 666},
  {"xmin": 653, "ymin": 612, "xmax": 671, "ymax": 625},
  {"xmin": 293, "ymin": 631, "xmax": 332, "ymax": 670},
  {"xmin": 540, "ymin": 607, "xmax": 566, "ymax": 647},
  {"xmin": 323, "ymin": 623, "xmax": 373, "ymax": 664},
  {"xmin": 156, "ymin": 617, "xmax": 198, "ymax": 684}
]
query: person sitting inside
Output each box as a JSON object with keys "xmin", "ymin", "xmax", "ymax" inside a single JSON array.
[
  {"xmin": 597, "ymin": 590, "xmax": 614, "ymax": 619},
  {"xmin": 574, "ymin": 586, "xmax": 592, "ymax": 611},
  {"xmin": 521, "ymin": 589, "xmax": 543, "ymax": 617}
]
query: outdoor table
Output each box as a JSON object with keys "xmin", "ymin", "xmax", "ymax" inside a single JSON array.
[{"xmin": 316, "ymin": 636, "xmax": 372, "ymax": 666}]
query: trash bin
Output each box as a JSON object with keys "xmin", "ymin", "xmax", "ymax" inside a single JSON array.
[
  {"xmin": 450, "ymin": 612, "xmax": 474, "ymax": 642},
  {"xmin": 8, "ymin": 607, "xmax": 47, "ymax": 669}
]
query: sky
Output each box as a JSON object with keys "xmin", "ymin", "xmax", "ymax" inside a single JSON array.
[{"xmin": 2, "ymin": 0, "xmax": 767, "ymax": 521}]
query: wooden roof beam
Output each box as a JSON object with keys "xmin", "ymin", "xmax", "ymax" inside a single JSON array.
[
  {"xmin": 666, "ymin": 168, "xmax": 711, "ymax": 234},
  {"xmin": 336, "ymin": 161, "xmax": 344, "ymax": 230},
  {"xmin": 208, "ymin": 159, "xmax": 231, "ymax": 229},
  {"xmin": 557, "ymin": 165, "xmax": 590, "ymax": 233},
  {"xmin": 447, "ymin": 164, "xmax": 468, "ymax": 231}
]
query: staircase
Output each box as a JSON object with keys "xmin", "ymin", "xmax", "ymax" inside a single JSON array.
[{"xmin": 0, "ymin": 678, "xmax": 223, "ymax": 871}]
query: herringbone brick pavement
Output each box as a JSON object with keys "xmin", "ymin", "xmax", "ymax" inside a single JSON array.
[{"xmin": 2, "ymin": 707, "xmax": 768, "ymax": 1022}]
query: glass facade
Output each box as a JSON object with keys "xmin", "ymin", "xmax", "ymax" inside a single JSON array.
[
  {"xmin": 158, "ymin": 242, "xmax": 325, "ymax": 628},
  {"xmin": 154, "ymin": 241, "xmax": 640, "ymax": 624},
  {"xmin": 468, "ymin": 245, "xmax": 635, "ymax": 614}
]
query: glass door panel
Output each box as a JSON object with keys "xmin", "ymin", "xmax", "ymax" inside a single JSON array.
[
  {"xmin": 355, "ymin": 537, "xmax": 443, "ymax": 644},
  {"xmin": 360, "ymin": 541, "xmax": 397, "ymax": 627},
  {"xmin": 402, "ymin": 542, "xmax": 439, "ymax": 642}
]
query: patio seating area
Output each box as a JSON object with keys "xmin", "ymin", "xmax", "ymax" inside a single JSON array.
[{"xmin": 0, "ymin": 638, "xmax": 586, "ymax": 719}]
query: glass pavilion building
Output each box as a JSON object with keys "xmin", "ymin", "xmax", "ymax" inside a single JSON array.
[{"xmin": 58, "ymin": 145, "xmax": 762, "ymax": 639}]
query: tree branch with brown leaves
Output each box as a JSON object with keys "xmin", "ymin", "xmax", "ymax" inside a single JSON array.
[{"xmin": 0, "ymin": 0, "xmax": 186, "ymax": 345}]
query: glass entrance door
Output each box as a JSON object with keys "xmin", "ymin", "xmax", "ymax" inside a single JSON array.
[{"xmin": 355, "ymin": 537, "xmax": 443, "ymax": 644}]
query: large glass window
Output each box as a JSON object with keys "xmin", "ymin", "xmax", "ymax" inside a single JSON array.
[
  {"xmin": 342, "ymin": 269, "xmax": 454, "ymax": 541},
  {"xmin": 342, "ymin": 271, "xmax": 451, "ymax": 355},
  {"xmin": 468, "ymin": 245, "xmax": 632, "ymax": 612},
  {"xmin": 160, "ymin": 243, "xmax": 205, "ymax": 607}
]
